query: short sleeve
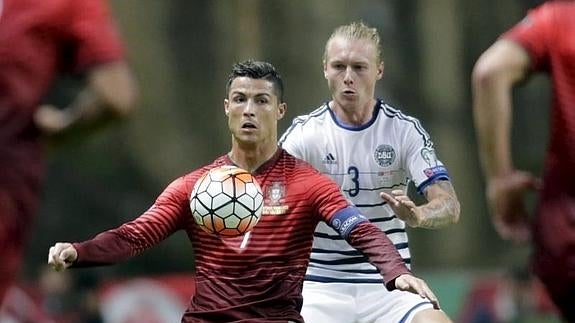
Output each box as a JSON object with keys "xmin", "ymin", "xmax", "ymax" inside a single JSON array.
[
  {"xmin": 502, "ymin": 4, "xmax": 554, "ymax": 71},
  {"xmin": 403, "ymin": 124, "xmax": 450, "ymax": 194},
  {"xmin": 68, "ymin": 0, "xmax": 125, "ymax": 71}
]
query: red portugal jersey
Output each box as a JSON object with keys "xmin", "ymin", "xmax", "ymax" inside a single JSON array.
[
  {"xmin": 73, "ymin": 149, "xmax": 409, "ymax": 323},
  {"xmin": 503, "ymin": 2, "xmax": 575, "ymax": 275},
  {"xmin": 0, "ymin": 0, "xmax": 124, "ymax": 179},
  {"xmin": 503, "ymin": 1, "xmax": 575, "ymax": 181}
]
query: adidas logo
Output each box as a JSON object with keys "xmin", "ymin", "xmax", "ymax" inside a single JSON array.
[{"xmin": 322, "ymin": 153, "xmax": 337, "ymax": 165}]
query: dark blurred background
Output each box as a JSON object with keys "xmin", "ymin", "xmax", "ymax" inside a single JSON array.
[{"xmin": 23, "ymin": 0, "xmax": 555, "ymax": 319}]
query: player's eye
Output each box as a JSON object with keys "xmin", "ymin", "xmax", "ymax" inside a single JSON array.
[{"xmin": 232, "ymin": 96, "xmax": 245, "ymax": 103}]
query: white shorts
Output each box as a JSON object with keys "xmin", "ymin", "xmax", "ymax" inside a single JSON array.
[{"xmin": 301, "ymin": 281, "xmax": 434, "ymax": 323}]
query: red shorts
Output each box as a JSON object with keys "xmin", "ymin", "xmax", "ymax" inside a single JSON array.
[{"xmin": 532, "ymin": 189, "xmax": 575, "ymax": 322}]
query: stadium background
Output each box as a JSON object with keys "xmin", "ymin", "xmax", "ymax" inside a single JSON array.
[{"xmin": 17, "ymin": 0, "xmax": 560, "ymax": 322}]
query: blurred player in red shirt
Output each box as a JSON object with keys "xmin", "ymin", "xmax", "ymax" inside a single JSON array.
[
  {"xmin": 0, "ymin": 0, "xmax": 137, "ymax": 307},
  {"xmin": 48, "ymin": 60, "xmax": 440, "ymax": 323},
  {"xmin": 472, "ymin": 1, "xmax": 575, "ymax": 321}
]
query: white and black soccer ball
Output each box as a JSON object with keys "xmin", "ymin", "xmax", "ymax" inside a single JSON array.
[{"xmin": 190, "ymin": 166, "xmax": 264, "ymax": 236}]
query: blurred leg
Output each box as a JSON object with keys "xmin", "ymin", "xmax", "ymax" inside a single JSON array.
[{"xmin": 0, "ymin": 184, "xmax": 38, "ymax": 305}]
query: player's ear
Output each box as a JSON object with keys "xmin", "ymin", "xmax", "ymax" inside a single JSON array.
[
  {"xmin": 323, "ymin": 61, "xmax": 328, "ymax": 80},
  {"xmin": 224, "ymin": 98, "xmax": 230, "ymax": 116},
  {"xmin": 376, "ymin": 61, "xmax": 384, "ymax": 80},
  {"xmin": 277, "ymin": 102, "xmax": 286, "ymax": 120}
]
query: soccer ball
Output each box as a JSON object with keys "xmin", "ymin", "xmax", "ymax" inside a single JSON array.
[{"xmin": 190, "ymin": 166, "xmax": 264, "ymax": 236}]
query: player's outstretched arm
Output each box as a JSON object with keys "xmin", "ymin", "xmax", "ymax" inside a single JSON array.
[
  {"xmin": 48, "ymin": 242, "xmax": 78, "ymax": 271},
  {"xmin": 381, "ymin": 180, "xmax": 460, "ymax": 229},
  {"xmin": 472, "ymin": 39, "xmax": 530, "ymax": 180},
  {"xmin": 395, "ymin": 274, "xmax": 440, "ymax": 309},
  {"xmin": 472, "ymin": 39, "xmax": 535, "ymax": 242}
]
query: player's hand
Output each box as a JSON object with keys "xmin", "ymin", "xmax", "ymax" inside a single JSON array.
[
  {"xmin": 394, "ymin": 274, "xmax": 440, "ymax": 309},
  {"xmin": 48, "ymin": 242, "xmax": 78, "ymax": 271},
  {"xmin": 486, "ymin": 170, "xmax": 540, "ymax": 243},
  {"xmin": 380, "ymin": 190, "xmax": 422, "ymax": 227},
  {"xmin": 34, "ymin": 104, "xmax": 73, "ymax": 135}
]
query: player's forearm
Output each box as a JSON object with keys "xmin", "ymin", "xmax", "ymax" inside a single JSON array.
[
  {"xmin": 418, "ymin": 197, "xmax": 460, "ymax": 229},
  {"xmin": 72, "ymin": 230, "xmax": 138, "ymax": 267},
  {"xmin": 418, "ymin": 181, "xmax": 460, "ymax": 229},
  {"xmin": 347, "ymin": 222, "xmax": 410, "ymax": 290},
  {"xmin": 472, "ymin": 74, "xmax": 514, "ymax": 178},
  {"xmin": 54, "ymin": 62, "xmax": 137, "ymax": 136},
  {"xmin": 88, "ymin": 61, "xmax": 137, "ymax": 118},
  {"xmin": 72, "ymin": 198, "xmax": 184, "ymax": 267}
]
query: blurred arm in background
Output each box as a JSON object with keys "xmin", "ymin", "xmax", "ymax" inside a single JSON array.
[
  {"xmin": 472, "ymin": 39, "xmax": 538, "ymax": 243},
  {"xmin": 34, "ymin": 60, "xmax": 137, "ymax": 140}
]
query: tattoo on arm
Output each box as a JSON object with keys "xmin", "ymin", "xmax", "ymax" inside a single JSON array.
[{"xmin": 419, "ymin": 181, "xmax": 460, "ymax": 229}]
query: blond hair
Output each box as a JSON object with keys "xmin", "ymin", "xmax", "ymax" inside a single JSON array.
[{"xmin": 323, "ymin": 21, "xmax": 383, "ymax": 64}]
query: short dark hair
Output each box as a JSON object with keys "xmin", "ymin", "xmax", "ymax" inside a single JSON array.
[{"xmin": 226, "ymin": 60, "xmax": 284, "ymax": 102}]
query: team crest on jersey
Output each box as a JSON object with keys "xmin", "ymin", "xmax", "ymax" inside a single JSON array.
[
  {"xmin": 374, "ymin": 144, "xmax": 395, "ymax": 167},
  {"xmin": 263, "ymin": 182, "xmax": 289, "ymax": 215}
]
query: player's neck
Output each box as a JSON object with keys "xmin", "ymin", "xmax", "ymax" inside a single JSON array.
[
  {"xmin": 228, "ymin": 144, "xmax": 278, "ymax": 173},
  {"xmin": 330, "ymin": 99, "xmax": 376, "ymax": 126}
]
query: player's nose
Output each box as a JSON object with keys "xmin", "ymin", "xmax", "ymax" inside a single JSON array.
[
  {"xmin": 343, "ymin": 67, "xmax": 354, "ymax": 85},
  {"xmin": 242, "ymin": 100, "xmax": 256, "ymax": 116}
]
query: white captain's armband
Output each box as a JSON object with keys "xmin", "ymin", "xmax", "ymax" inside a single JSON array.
[{"xmin": 329, "ymin": 206, "xmax": 369, "ymax": 239}]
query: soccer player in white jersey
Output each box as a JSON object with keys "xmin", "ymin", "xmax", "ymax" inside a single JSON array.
[{"xmin": 279, "ymin": 21, "xmax": 460, "ymax": 323}]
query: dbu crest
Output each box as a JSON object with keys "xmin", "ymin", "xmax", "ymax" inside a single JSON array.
[{"xmin": 374, "ymin": 144, "xmax": 395, "ymax": 167}]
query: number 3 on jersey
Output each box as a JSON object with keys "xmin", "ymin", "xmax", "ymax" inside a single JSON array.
[{"xmin": 347, "ymin": 166, "xmax": 360, "ymax": 197}]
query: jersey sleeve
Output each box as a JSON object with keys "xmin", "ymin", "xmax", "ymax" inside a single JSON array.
[
  {"xmin": 67, "ymin": 0, "xmax": 125, "ymax": 72},
  {"xmin": 72, "ymin": 176, "xmax": 191, "ymax": 266},
  {"xmin": 402, "ymin": 120, "xmax": 450, "ymax": 194},
  {"xmin": 346, "ymin": 221, "xmax": 411, "ymax": 289},
  {"xmin": 306, "ymin": 171, "xmax": 350, "ymax": 222},
  {"xmin": 279, "ymin": 117, "xmax": 306, "ymax": 159},
  {"xmin": 502, "ymin": 3, "xmax": 554, "ymax": 72}
]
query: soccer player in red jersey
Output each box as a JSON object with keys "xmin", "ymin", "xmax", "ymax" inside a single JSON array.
[
  {"xmin": 48, "ymin": 60, "xmax": 441, "ymax": 323},
  {"xmin": 0, "ymin": 0, "xmax": 137, "ymax": 307},
  {"xmin": 472, "ymin": 2, "xmax": 575, "ymax": 321}
]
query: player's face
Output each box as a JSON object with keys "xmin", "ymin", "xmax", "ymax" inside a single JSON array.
[
  {"xmin": 324, "ymin": 36, "xmax": 383, "ymax": 112},
  {"xmin": 224, "ymin": 77, "xmax": 286, "ymax": 147}
]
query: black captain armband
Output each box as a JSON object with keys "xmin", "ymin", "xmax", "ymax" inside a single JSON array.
[{"xmin": 329, "ymin": 206, "xmax": 369, "ymax": 239}]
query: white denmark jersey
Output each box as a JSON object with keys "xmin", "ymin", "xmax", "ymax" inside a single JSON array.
[{"xmin": 279, "ymin": 99, "xmax": 450, "ymax": 283}]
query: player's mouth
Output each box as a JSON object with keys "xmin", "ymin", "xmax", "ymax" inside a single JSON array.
[
  {"xmin": 241, "ymin": 122, "xmax": 258, "ymax": 130},
  {"xmin": 342, "ymin": 89, "xmax": 357, "ymax": 98}
]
